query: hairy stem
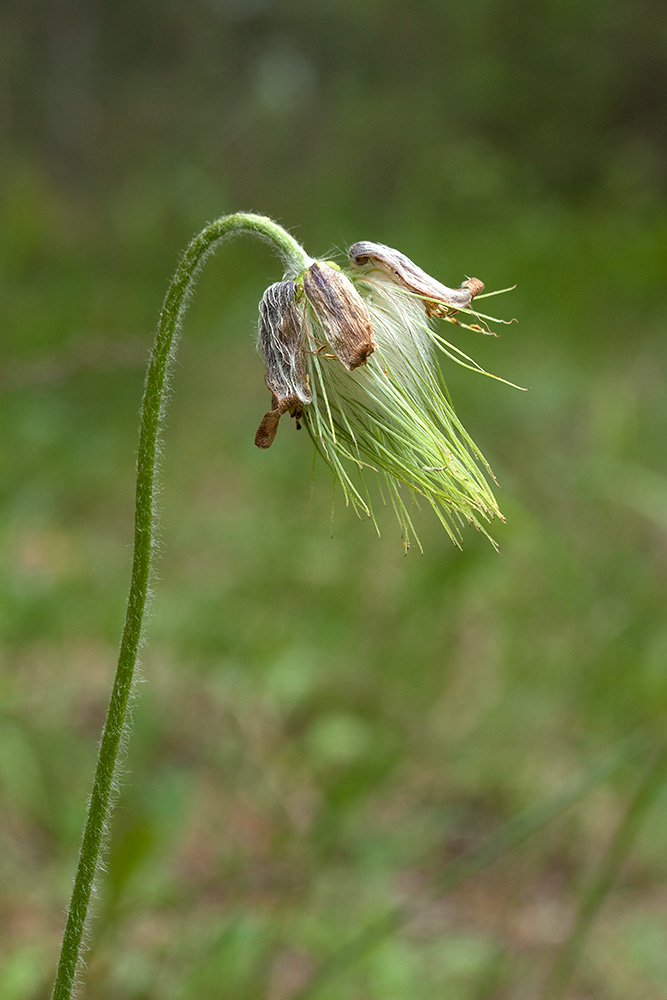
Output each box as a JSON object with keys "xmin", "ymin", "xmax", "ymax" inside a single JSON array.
[{"xmin": 51, "ymin": 213, "xmax": 311, "ymax": 1000}]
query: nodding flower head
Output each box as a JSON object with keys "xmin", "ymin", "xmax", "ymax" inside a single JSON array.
[{"xmin": 255, "ymin": 242, "xmax": 517, "ymax": 549}]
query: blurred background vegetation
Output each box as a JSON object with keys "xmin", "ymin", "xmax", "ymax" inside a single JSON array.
[{"xmin": 2, "ymin": 0, "xmax": 667, "ymax": 997}]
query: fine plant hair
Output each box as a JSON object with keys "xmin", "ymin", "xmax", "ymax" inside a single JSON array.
[{"xmin": 51, "ymin": 212, "xmax": 516, "ymax": 998}]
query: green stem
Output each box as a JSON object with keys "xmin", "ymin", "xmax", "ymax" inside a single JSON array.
[{"xmin": 51, "ymin": 213, "xmax": 311, "ymax": 1000}]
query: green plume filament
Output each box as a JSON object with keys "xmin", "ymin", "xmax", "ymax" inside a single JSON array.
[{"xmin": 299, "ymin": 271, "xmax": 509, "ymax": 549}]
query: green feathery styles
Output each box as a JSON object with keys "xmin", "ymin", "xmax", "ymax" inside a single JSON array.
[
  {"xmin": 256, "ymin": 240, "xmax": 518, "ymax": 550},
  {"xmin": 304, "ymin": 269, "xmax": 501, "ymax": 548}
]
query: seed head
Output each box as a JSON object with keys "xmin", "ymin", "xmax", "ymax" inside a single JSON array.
[{"xmin": 254, "ymin": 241, "xmax": 516, "ymax": 548}]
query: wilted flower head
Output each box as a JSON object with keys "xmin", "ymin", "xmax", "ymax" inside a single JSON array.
[{"xmin": 255, "ymin": 240, "xmax": 517, "ymax": 549}]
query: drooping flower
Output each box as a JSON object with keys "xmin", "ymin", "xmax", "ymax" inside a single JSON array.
[{"xmin": 255, "ymin": 242, "xmax": 517, "ymax": 549}]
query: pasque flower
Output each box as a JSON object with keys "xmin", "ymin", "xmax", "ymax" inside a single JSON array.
[
  {"xmin": 255, "ymin": 239, "xmax": 516, "ymax": 548},
  {"xmin": 54, "ymin": 208, "xmax": 659, "ymax": 1000},
  {"xmin": 51, "ymin": 213, "xmax": 517, "ymax": 1000}
]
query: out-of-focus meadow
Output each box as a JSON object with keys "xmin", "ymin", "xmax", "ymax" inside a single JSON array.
[{"xmin": 2, "ymin": 2, "xmax": 667, "ymax": 997}]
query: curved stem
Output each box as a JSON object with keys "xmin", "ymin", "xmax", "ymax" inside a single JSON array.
[{"xmin": 51, "ymin": 213, "xmax": 311, "ymax": 1000}]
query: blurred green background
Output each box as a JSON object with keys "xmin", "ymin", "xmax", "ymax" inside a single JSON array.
[{"xmin": 2, "ymin": 1, "xmax": 667, "ymax": 997}]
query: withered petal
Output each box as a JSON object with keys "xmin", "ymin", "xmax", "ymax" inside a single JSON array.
[
  {"xmin": 348, "ymin": 241, "xmax": 484, "ymax": 315},
  {"xmin": 254, "ymin": 392, "xmax": 305, "ymax": 449},
  {"xmin": 302, "ymin": 261, "xmax": 376, "ymax": 371},
  {"xmin": 257, "ymin": 280, "xmax": 312, "ymax": 411},
  {"xmin": 254, "ymin": 409, "xmax": 281, "ymax": 449}
]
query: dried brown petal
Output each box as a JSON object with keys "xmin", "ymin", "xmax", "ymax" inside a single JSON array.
[
  {"xmin": 254, "ymin": 393, "xmax": 305, "ymax": 449},
  {"xmin": 349, "ymin": 241, "xmax": 484, "ymax": 317},
  {"xmin": 302, "ymin": 261, "xmax": 375, "ymax": 371},
  {"xmin": 258, "ymin": 281, "xmax": 312, "ymax": 409},
  {"xmin": 462, "ymin": 277, "xmax": 485, "ymax": 300},
  {"xmin": 255, "ymin": 281, "xmax": 311, "ymax": 449},
  {"xmin": 254, "ymin": 408, "xmax": 281, "ymax": 449}
]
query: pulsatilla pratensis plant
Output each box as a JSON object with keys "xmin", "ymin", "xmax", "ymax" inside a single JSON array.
[{"xmin": 50, "ymin": 214, "xmax": 517, "ymax": 1000}]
